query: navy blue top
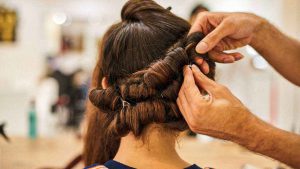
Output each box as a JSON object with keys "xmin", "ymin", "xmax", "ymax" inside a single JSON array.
[{"xmin": 85, "ymin": 160, "xmax": 202, "ymax": 169}]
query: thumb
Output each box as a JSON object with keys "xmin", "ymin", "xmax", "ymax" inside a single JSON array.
[
  {"xmin": 196, "ymin": 21, "xmax": 233, "ymax": 53},
  {"xmin": 191, "ymin": 65, "xmax": 216, "ymax": 92}
]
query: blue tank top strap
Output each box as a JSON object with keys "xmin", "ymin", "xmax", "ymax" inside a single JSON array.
[
  {"xmin": 84, "ymin": 163, "xmax": 99, "ymax": 169},
  {"xmin": 185, "ymin": 164, "xmax": 203, "ymax": 169},
  {"xmin": 104, "ymin": 160, "xmax": 135, "ymax": 169},
  {"xmin": 85, "ymin": 160, "xmax": 203, "ymax": 169}
]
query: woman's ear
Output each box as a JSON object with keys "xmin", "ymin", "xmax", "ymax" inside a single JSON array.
[{"xmin": 101, "ymin": 77, "xmax": 109, "ymax": 89}]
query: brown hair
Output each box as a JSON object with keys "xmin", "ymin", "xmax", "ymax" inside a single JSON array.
[
  {"xmin": 190, "ymin": 4, "xmax": 209, "ymax": 18},
  {"xmin": 84, "ymin": 0, "xmax": 215, "ymax": 165}
]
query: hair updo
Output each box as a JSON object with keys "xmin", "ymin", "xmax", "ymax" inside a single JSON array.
[
  {"xmin": 89, "ymin": 33, "xmax": 215, "ymax": 137},
  {"xmin": 84, "ymin": 0, "xmax": 215, "ymax": 165}
]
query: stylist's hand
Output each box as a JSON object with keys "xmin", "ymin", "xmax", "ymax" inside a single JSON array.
[
  {"xmin": 177, "ymin": 65, "xmax": 252, "ymax": 139},
  {"xmin": 191, "ymin": 12, "xmax": 264, "ymax": 73}
]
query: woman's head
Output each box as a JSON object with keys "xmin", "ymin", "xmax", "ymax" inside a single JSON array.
[{"xmin": 84, "ymin": 0, "xmax": 215, "ymax": 165}]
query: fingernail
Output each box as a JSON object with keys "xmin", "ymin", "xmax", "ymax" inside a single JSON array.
[
  {"xmin": 184, "ymin": 65, "xmax": 190, "ymax": 70},
  {"xmin": 196, "ymin": 42, "xmax": 208, "ymax": 53},
  {"xmin": 194, "ymin": 57, "xmax": 204, "ymax": 65},
  {"xmin": 223, "ymin": 57, "xmax": 235, "ymax": 63},
  {"xmin": 183, "ymin": 66, "xmax": 190, "ymax": 74},
  {"xmin": 191, "ymin": 64, "xmax": 200, "ymax": 71},
  {"xmin": 235, "ymin": 55, "xmax": 243, "ymax": 61},
  {"xmin": 183, "ymin": 65, "xmax": 191, "ymax": 76}
]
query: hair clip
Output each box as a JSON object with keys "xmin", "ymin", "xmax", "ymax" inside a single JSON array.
[{"xmin": 166, "ymin": 6, "xmax": 172, "ymax": 11}]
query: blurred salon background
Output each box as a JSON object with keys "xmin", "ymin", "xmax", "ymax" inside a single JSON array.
[{"xmin": 0, "ymin": 0, "xmax": 299, "ymax": 169}]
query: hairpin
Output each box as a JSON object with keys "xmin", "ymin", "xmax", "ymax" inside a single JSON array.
[
  {"xmin": 166, "ymin": 6, "xmax": 172, "ymax": 11},
  {"xmin": 188, "ymin": 62, "xmax": 193, "ymax": 68},
  {"xmin": 121, "ymin": 98, "xmax": 131, "ymax": 109}
]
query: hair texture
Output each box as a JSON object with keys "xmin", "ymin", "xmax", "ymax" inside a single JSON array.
[{"xmin": 84, "ymin": 0, "xmax": 215, "ymax": 165}]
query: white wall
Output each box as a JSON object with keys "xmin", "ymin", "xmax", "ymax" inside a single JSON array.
[{"xmin": 0, "ymin": 0, "xmax": 46, "ymax": 135}]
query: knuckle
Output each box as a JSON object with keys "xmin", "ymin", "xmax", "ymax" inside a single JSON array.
[
  {"xmin": 224, "ymin": 18, "xmax": 235, "ymax": 26},
  {"xmin": 189, "ymin": 121, "xmax": 198, "ymax": 131},
  {"xmin": 223, "ymin": 19, "xmax": 231, "ymax": 25},
  {"xmin": 189, "ymin": 126, "xmax": 197, "ymax": 132},
  {"xmin": 197, "ymin": 11, "xmax": 209, "ymax": 20},
  {"xmin": 215, "ymin": 44, "xmax": 224, "ymax": 51},
  {"xmin": 223, "ymin": 19, "xmax": 236, "ymax": 32}
]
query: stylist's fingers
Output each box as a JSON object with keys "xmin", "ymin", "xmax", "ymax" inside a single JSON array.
[
  {"xmin": 177, "ymin": 68, "xmax": 199, "ymax": 123},
  {"xmin": 177, "ymin": 88, "xmax": 202, "ymax": 130},
  {"xmin": 215, "ymin": 36, "xmax": 252, "ymax": 51},
  {"xmin": 194, "ymin": 57, "xmax": 204, "ymax": 66},
  {"xmin": 177, "ymin": 91, "xmax": 191, "ymax": 123},
  {"xmin": 177, "ymin": 85, "xmax": 191, "ymax": 116},
  {"xmin": 209, "ymin": 50, "xmax": 244, "ymax": 63},
  {"xmin": 194, "ymin": 57, "xmax": 210, "ymax": 74},
  {"xmin": 191, "ymin": 65, "xmax": 217, "ymax": 92},
  {"xmin": 200, "ymin": 60, "xmax": 209, "ymax": 74},
  {"xmin": 196, "ymin": 21, "xmax": 234, "ymax": 54},
  {"xmin": 181, "ymin": 66, "xmax": 204, "ymax": 104},
  {"xmin": 197, "ymin": 51, "xmax": 244, "ymax": 74},
  {"xmin": 177, "ymin": 66, "xmax": 208, "ymax": 125}
]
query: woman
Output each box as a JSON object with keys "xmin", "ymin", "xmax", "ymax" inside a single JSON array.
[{"xmin": 84, "ymin": 0, "xmax": 215, "ymax": 168}]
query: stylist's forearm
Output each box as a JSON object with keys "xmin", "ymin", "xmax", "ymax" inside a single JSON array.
[
  {"xmin": 250, "ymin": 19, "xmax": 300, "ymax": 86},
  {"xmin": 178, "ymin": 66, "xmax": 300, "ymax": 168},
  {"xmin": 236, "ymin": 113, "xmax": 300, "ymax": 169}
]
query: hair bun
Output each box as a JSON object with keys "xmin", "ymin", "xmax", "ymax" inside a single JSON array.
[{"xmin": 121, "ymin": 0, "xmax": 166, "ymax": 22}]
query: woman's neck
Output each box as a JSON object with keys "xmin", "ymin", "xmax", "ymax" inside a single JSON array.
[{"xmin": 114, "ymin": 125, "xmax": 190, "ymax": 169}]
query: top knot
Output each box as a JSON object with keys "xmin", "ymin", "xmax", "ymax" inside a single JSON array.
[{"xmin": 121, "ymin": 0, "xmax": 168, "ymax": 22}]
